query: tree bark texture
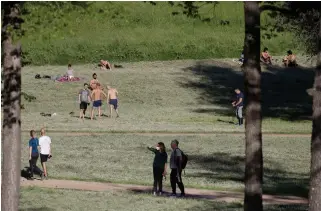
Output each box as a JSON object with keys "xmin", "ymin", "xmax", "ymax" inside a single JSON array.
[
  {"xmin": 243, "ymin": 2, "xmax": 263, "ymax": 211},
  {"xmin": 308, "ymin": 16, "xmax": 321, "ymax": 211},
  {"xmin": 1, "ymin": 3, "xmax": 22, "ymax": 211}
]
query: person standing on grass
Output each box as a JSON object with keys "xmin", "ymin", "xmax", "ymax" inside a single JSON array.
[
  {"xmin": 91, "ymin": 83, "xmax": 108, "ymax": 120},
  {"xmin": 79, "ymin": 83, "xmax": 91, "ymax": 120},
  {"xmin": 147, "ymin": 142, "xmax": 168, "ymax": 196},
  {"xmin": 90, "ymin": 73, "xmax": 99, "ymax": 90},
  {"xmin": 39, "ymin": 128, "xmax": 52, "ymax": 179},
  {"xmin": 107, "ymin": 85, "xmax": 119, "ymax": 118},
  {"xmin": 169, "ymin": 139, "xmax": 185, "ymax": 197},
  {"xmin": 232, "ymin": 88, "xmax": 244, "ymax": 126},
  {"xmin": 28, "ymin": 130, "xmax": 44, "ymax": 180}
]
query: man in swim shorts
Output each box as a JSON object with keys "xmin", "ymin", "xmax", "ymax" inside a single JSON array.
[
  {"xmin": 91, "ymin": 83, "xmax": 107, "ymax": 120},
  {"xmin": 107, "ymin": 85, "xmax": 119, "ymax": 118}
]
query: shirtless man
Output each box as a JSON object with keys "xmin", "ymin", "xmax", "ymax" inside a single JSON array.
[
  {"xmin": 90, "ymin": 73, "xmax": 99, "ymax": 90},
  {"xmin": 283, "ymin": 50, "xmax": 298, "ymax": 67},
  {"xmin": 91, "ymin": 83, "xmax": 107, "ymax": 120},
  {"xmin": 100, "ymin": 60, "xmax": 112, "ymax": 70},
  {"xmin": 107, "ymin": 85, "xmax": 119, "ymax": 118}
]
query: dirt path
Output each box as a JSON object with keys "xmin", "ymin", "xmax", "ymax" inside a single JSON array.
[
  {"xmin": 20, "ymin": 178, "xmax": 307, "ymax": 205},
  {"xmin": 21, "ymin": 130, "xmax": 311, "ymax": 138}
]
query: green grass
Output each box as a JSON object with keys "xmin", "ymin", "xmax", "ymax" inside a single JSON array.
[
  {"xmin": 20, "ymin": 2, "xmax": 300, "ymax": 65},
  {"xmin": 21, "ymin": 60, "xmax": 313, "ymax": 134},
  {"xmin": 19, "ymin": 187, "xmax": 308, "ymax": 211},
  {"xmin": 20, "ymin": 133, "xmax": 310, "ymax": 197}
]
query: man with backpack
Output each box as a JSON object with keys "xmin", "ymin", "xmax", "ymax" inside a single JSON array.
[{"xmin": 169, "ymin": 139, "xmax": 186, "ymax": 197}]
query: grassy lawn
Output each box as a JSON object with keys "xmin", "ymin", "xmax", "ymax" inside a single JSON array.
[
  {"xmin": 21, "ymin": 2, "xmax": 299, "ymax": 65},
  {"xmin": 21, "ymin": 60, "xmax": 313, "ymax": 134},
  {"xmin": 19, "ymin": 187, "xmax": 308, "ymax": 211},
  {"xmin": 20, "ymin": 133, "xmax": 309, "ymax": 197}
]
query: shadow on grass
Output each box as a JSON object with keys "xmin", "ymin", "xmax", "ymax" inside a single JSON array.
[
  {"xmin": 190, "ymin": 153, "xmax": 309, "ymax": 198},
  {"xmin": 186, "ymin": 202, "xmax": 307, "ymax": 211},
  {"xmin": 179, "ymin": 60, "xmax": 314, "ymax": 121}
]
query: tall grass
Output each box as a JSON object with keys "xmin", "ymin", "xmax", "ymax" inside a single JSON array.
[{"xmin": 21, "ymin": 2, "xmax": 299, "ymax": 65}]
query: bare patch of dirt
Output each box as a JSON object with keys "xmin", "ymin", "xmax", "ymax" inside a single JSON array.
[{"xmin": 20, "ymin": 178, "xmax": 308, "ymax": 205}]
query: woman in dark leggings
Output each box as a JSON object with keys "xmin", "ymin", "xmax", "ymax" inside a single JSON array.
[{"xmin": 147, "ymin": 142, "xmax": 168, "ymax": 196}]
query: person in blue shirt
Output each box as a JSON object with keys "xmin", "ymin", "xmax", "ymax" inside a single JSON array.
[
  {"xmin": 232, "ymin": 88, "xmax": 244, "ymax": 126},
  {"xmin": 28, "ymin": 130, "xmax": 44, "ymax": 179}
]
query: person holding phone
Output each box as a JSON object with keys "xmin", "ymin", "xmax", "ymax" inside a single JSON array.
[{"xmin": 147, "ymin": 142, "xmax": 168, "ymax": 196}]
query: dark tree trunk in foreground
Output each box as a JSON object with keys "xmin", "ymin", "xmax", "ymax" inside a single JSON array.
[
  {"xmin": 1, "ymin": 3, "xmax": 23, "ymax": 211},
  {"xmin": 243, "ymin": 2, "xmax": 263, "ymax": 211},
  {"xmin": 309, "ymin": 17, "xmax": 321, "ymax": 211}
]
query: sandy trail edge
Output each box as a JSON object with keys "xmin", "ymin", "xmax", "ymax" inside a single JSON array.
[{"xmin": 21, "ymin": 178, "xmax": 308, "ymax": 205}]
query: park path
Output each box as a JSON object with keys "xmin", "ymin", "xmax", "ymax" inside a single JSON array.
[{"xmin": 20, "ymin": 178, "xmax": 308, "ymax": 205}]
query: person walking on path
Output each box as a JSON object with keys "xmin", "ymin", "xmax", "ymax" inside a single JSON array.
[
  {"xmin": 28, "ymin": 130, "xmax": 44, "ymax": 180},
  {"xmin": 169, "ymin": 139, "xmax": 185, "ymax": 197},
  {"xmin": 39, "ymin": 128, "xmax": 52, "ymax": 179},
  {"xmin": 147, "ymin": 142, "xmax": 168, "ymax": 196},
  {"xmin": 232, "ymin": 88, "xmax": 244, "ymax": 126}
]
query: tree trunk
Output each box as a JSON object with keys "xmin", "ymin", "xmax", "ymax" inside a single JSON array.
[
  {"xmin": 308, "ymin": 16, "xmax": 321, "ymax": 211},
  {"xmin": 243, "ymin": 2, "xmax": 263, "ymax": 211},
  {"xmin": 1, "ymin": 3, "xmax": 22, "ymax": 211}
]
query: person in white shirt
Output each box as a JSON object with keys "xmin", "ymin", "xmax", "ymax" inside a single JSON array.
[{"xmin": 39, "ymin": 128, "xmax": 52, "ymax": 179}]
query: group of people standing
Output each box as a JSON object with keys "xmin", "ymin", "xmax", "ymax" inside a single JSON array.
[
  {"xmin": 28, "ymin": 128, "xmax": 52, "ymax": 180},
  {"xmin": 147, "ymin": 139, "xmax": 186, "ymax": 197},
  {"xmin": 78, "ymin": 73, "xmax": 119, "ymax": 120}
]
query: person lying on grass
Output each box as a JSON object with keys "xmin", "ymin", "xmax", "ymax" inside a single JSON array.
[
  {"xmin": 91, "ymin": 83, "xmax": 107, "ymax": 120},
  {"xmin": 147, "ymin": 142, "xmax": 168, "ymax": 196},
  {"xmin": 100, "ymin": 60, "xmax": 112, "ymax": 70},
  {"xmin": 107, "ymin": 85, "xmax": 119, "ymax": 118},
  {"xmin": 260, "ymin": 47, "xmax": 272, "ymax": 65},
  {"xmin": 283, "ymin": 50, "xmax": 298, "ymax": 67}
]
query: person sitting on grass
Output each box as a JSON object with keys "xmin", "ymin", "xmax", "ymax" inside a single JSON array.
[
  {"xmin": 65, "ymin": 64, "xmax": 75, "ymax": 81},
  {"xmin": 107, "ymin": 85, "xmax": 119, "ymax": 118},
  {"xmin": 91, "ymin": 83, "xmax": 108, "ymax": 120},
  {"xmin": 100, "ymin": 60, "xmax": 112, "ymax": 70},
  {"xmin": 260, "ymin": 47, "xmax": 272, "ymax": 65},
  {"xmin": 283, "ymin": 50, "xmax": 298, "ymax": 67},
  {"xmin": 147, "ymin": 142, "xmax": 168, "ymax": 196}
]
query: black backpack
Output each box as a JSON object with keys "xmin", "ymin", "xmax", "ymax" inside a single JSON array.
[{"xmin": 175, "ymin": 148, "xmax": 188, "ymax": 170}]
